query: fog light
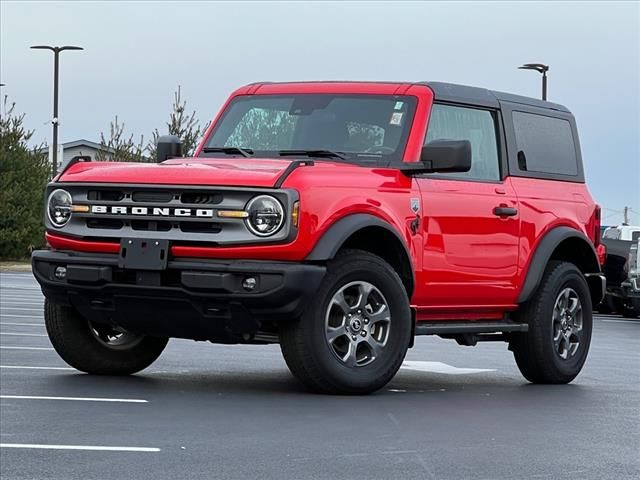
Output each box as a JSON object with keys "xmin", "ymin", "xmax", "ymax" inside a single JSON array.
[
  {"xmin": 242, "ymin": 276, "xmax": 257, "ymax": 291},
  {"xmin": 54, "ymin": 266, "xmax": 67, "ymax": 280}
]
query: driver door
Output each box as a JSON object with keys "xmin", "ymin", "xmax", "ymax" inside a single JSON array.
[{"xmin": 415, "ymin": 103, "xmax": 520, "ymax": 308}]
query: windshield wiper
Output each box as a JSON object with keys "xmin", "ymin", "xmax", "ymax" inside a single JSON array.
[
  {"xmin": 278, "ymin": 150, "xmax": 347, "ymax": 161},
  {"xmin": 202, "ymin": 147, "xmax": 254, "ymax": 158}
]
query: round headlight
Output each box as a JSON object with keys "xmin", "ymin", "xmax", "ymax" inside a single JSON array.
[
  {"xmin": 47, "ymin": 189, "xmax": 73, "ymax": 227},
  {"xmin": 245, "ymin": 195, "xmax": 285, "ymax": 237}
]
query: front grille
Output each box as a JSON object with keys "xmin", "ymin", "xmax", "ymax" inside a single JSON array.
[
  {"xmin": 87, "ymin": 218, "xmax": 124, "ymax": 230},
  {"xmin": 53, "ymin": 183, "xmax": 294, "ymax": 246},
  {"xmin": 132, "ymin": 191, "xmax": 173, "ymax": 203},
  {"xmin": 131, "ymin": 220, "xmax": 172, "ymax": 232},
  {"xmin": 88, "ymin": 190, "xmax": 124, "ymax": 202},
  {"xmin": 181, "ymin": 191, "xmax": 223, "ymax": 205},
  {"xmin": 179, "ymin": 222, "xmax": 222, "ymax": 234}
]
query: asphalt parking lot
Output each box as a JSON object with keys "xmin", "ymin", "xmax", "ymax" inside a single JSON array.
[{"xmin": 0, "ymin": 272, "xmax": 638, "ymax": 480}]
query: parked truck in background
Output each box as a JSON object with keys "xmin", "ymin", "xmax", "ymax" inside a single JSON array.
[{"xmin": 602, "ymin": 225, "xmax": 640, "ymax": 317}]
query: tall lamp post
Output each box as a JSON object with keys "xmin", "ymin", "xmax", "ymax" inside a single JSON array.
[
  {"xmin": 31, "ymin": 45, "xmax": 83, "ymax": 175},
  {"xmin": 518, "ymin": 63, "xmax": 549, "ymax": 101}
]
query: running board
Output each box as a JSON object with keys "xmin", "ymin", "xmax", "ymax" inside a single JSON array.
[{"xmin": 415, "ymin": 321, "xmax": 528, "ymax": 336}]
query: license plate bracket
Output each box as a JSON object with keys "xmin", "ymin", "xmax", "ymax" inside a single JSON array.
[{"xmin": 119, "ymin": 238, "xmax": 169, "ymax": 270}]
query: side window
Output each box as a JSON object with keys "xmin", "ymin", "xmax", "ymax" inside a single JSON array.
[
  {"xmin": 512, "ymin": 111, "xmax": 578, "ymax": 176},
  {"xmin": 425, "ymin": 104, "xmax": 500, "ymax": 181}
]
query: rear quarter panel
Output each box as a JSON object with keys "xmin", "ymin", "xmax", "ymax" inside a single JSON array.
[{"xmin": 510, "ymin": 176, "xmax": 597, "ymax": 289}]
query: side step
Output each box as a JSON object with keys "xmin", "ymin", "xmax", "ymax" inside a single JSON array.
[{"xmin": 415, "ymin": 321, "xmax": 528, "ymax": 336}]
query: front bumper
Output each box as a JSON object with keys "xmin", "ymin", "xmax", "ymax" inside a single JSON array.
[
  {"xmin": 621, "ymin": 278, "xmax": 640, "ymax": 299},
  {"xmin": 32, "ymin": 249, "xmax": 325, "ymax": 343}
]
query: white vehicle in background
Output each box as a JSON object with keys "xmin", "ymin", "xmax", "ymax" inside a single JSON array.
[
  {"xmin": 602, "ymin": 225, "xmax": 640, "ymax": 318},
  {"xmin": 603, "ymin": 225, "xmax": 640, "ymax": 241}
]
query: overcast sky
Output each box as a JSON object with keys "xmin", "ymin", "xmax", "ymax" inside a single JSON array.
[{"xmin": 1, "ymin": 1, "xmax": 638, "ymax": 224}]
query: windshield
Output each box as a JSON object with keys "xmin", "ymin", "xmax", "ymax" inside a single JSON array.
[{"xmin": 200, "ymin": 94, "xmax": 417, "ymax": 165}]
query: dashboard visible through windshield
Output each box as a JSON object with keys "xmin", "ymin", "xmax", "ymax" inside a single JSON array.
[{"xmin": 200, "ymin": 94, "xmax": 417, "ymax": 166}]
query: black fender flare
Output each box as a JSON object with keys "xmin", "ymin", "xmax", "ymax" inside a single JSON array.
[
  {"xmin": 517, "ymin": 226, "xmax": 600, "ymax": 304},
  {"xmin": 306, "ymin": 214, "xmax": 409, "ymax": 261},
  {"xmin": 306, "ymin": 213, "xmax": 414, "ymax": 290}
]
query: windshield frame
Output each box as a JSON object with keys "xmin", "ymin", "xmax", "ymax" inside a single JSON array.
[{"xmin": 198, "ymin": 93, "xmax": 418, "ymax": 167}]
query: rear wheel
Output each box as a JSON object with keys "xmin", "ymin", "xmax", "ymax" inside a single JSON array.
[
  {"xmin": 45, "ymin": 299, "xmax": 169, "ymax": 375},
  {"xmin": 510, "ymin": 261, "xmax": 592, "ymax": 384},
  {"xmin": 280, "ymin": 250, "xmax": 411, "ymax": 395}
]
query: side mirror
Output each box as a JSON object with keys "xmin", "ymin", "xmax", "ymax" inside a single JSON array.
[
  {"xmin": 156, "ymin": 135, "xmax": 183, "ymax": 163},
  {"xmin": 401, "ymin": 139, "xmax": 472, "ymax": 176}
]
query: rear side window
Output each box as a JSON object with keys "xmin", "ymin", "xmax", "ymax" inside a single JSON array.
[{"xmin": 512, "ymin": 111, "xmax": 578, "ymax": 176}]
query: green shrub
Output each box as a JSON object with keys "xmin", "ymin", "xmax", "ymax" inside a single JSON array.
[{"xmin": 0, "ymin": 99, "xmax": 51, "ymax": 260}]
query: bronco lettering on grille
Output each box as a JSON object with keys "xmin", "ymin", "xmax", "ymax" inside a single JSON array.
[{"xmin": 89, "ymin": 205, "xmax": 214, "ymax": 218}]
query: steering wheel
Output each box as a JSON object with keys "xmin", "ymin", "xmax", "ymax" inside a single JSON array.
[{"xmin": 363, "ymin": 146, "xmax": 395, "ymax": 154}]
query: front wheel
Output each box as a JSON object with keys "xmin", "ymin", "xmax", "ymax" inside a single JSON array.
[
  {"xmin": 510, "ymin": 261, "xmax": 593, "ymax": 384},
  {"xmin": 279, "ymin": 249, "xmax": 412, "ymax": 395},
  {"xmin": 45, "ymin": 300, "xmax": 169, "ymax": 375}
]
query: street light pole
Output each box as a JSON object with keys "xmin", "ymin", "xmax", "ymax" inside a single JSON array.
[
  {"xmin": 31, "ymin": 45, "xmax": 83, "ymax": 175},
  {"xmin": 518, "ymin": 63, "xmax": 550, "ymax": 101}
]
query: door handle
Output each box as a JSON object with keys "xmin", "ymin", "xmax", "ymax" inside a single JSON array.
[{"xmin": 493, "ymin": 206, "xmax": 518, "ymax": 217}]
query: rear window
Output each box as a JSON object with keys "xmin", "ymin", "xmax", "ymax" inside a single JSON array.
[{"xmin": 512, "ymin": 111, "xmax": 578, "ymax": 176}]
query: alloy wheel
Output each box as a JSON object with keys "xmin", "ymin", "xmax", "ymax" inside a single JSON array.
[
  {"xmin": 552, "ymin": 287, "xmax": 583, "ymax": 360},
  {"xmin": 324, "ymin": 281, "xmax": 391, "ymax": 367}
]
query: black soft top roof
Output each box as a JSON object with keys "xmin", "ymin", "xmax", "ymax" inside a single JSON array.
[{"xmin": 421, "ymin": 81, "xmax": 570, "ymax": 113}]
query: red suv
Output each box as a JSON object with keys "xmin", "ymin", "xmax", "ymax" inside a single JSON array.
[{"xmin": 33, "ymin": 81, "xmax": 605, "ymax": 394}]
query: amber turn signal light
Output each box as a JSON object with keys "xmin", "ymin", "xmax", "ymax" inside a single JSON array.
[{"xmin": 292, "ymin": 201, "xmax": 300, "ymax": 227}]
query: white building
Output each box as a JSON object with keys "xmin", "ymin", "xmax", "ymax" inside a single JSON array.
[{"xmin": 39, "ymin": 139, "xmax": 116, "ymax": 171}]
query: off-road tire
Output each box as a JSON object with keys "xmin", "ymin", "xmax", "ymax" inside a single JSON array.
[
  {"xmin": 45, "ymin": 299, "xmax": 169, "ymax": 375},
  {"xmin": 279, "ymin": 249, "xmax": 411, "ymax": 395},
  {"xmin": 510, "ymin": 261, "xmax": 592, "ymax": 384}
]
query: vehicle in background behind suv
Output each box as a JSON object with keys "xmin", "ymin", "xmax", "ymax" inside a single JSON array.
[
  {"xmin": 602, "ymin": 225, "xmax": 640, "ymax": 317},
  {"xmin": 32, "ymin": 81, "xmax": 605, "ymax": 394}
]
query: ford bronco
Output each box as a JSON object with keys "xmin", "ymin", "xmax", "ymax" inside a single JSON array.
[{"xmin": 32, "ymin": 81, "xmax": 605, "ymax": 394}]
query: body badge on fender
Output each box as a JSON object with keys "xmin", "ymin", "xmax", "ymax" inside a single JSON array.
[{"xmin": 410, "ymin": 198, "xmax": 420, "ymax": 214}]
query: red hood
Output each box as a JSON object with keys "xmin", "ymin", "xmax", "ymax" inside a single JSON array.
[{"xmin": 57, "ymin": 158, "xmax": 300, "ymax": 188}]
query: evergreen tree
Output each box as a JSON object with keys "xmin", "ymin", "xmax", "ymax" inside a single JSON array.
[
  {"xmin": 0, "ymin": 97, "xmax": 51, "ymax": 259},
  {"xmin": 148, "ymin": 86, "xmax": 205, "ymax": 158},
  {"xmin": 97, "ymin": 115, "xmax": 148, "ymax": 162}
]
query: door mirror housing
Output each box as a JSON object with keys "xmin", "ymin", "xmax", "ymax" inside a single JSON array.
[
  {"xmin": 401, "ymin": 139, "xmax": 472, "ymax": 176},
  {"xmin": 156, "ymin": 135, "xmax": 183, "ymax": 163}
]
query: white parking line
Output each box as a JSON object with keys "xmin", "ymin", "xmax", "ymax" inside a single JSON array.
[
  {"xmin": 0, "ymin": 314, "xmax": 43, "ymax": 319},
  {"xmin": 0, "ymin": 299, "xmax": 44, "ymax": 310},
  {"xmin": 2, "ymin": 285, "xmax": 41, "ymax": 292},
  {"xmin": 0, "ymin": 365, "xmax": 73, "ymax": 371},
  {"xmin": 1, "ymin": 307, "xmax": 43, "ymax": 312},
  {"xmin": 0, "ymin": 322, "xmax": 44, "ymax": 326},
  {"xmin": 601, "ymin": 319, "xmax": 639, "ymax": 324},
  {"xmin": 1, "ymin": 395, "xmax": 147, "ymax": 403},
  {"xmin": 0, "ymin": 332, "xmax": 47, "ymax": 337},
  {"xmin": 0, "ymin": 346, "xmax": 54, "ymax": 351},
  {"xmin": 0, "ymin": 293, "xmax": 41, "ymax": 297},
  {"xmin": 1, "ymin": 295, "xmax": 42, "ymax": 298},
  {"xmin": 0, "ymin": 444, "xmax": 160, "ymax": 452},
  {"xmin": 401, "ymin": 361, "xmax": 496, "ymax": 375}
]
